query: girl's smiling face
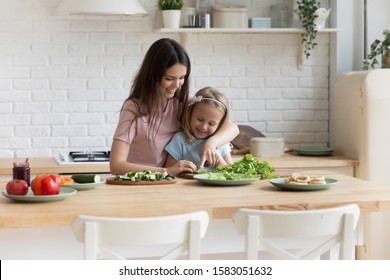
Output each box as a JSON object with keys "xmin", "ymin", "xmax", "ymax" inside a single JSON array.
[
  {"xmin": 160, "ymin": 63, "xmax": 187, "ymax": 101},
  {"xmin": 190, "ymin": 102, "xmax": 225, "ymax": 139}
]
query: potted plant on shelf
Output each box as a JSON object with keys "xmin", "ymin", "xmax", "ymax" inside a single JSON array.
[
  {"xmin": 363, "ymin": 29, "xmax": 390, "ymax": 70},
  {"xmin": 295, "ymin": 0, "xmax": 321, "ymax": 59},
  {"xmin": 157, "ymin": 0, "xmax": 184, "ymax": 29}
]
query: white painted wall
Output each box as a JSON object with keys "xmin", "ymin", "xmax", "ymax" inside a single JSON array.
[
  {"xmin": 330, "ymin": 0, "xmax": 364, "ymax": 74},
  {"xmin": 366, "ymin": 0, "xmax": 390, "ymax": 58},
  {"xmin": 331, "ymin": 0, "xmax": 390, "ymax": 74},
  {"xmin": 0, "ymin": 0, "xmax": 332, "ymax": 159}
]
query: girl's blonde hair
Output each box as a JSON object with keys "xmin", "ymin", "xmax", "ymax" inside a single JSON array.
[{"xmin": 182, "ymin": 87, "xmax": 229, "ymax": 143}]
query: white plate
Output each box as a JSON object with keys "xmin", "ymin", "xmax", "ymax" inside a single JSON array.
[
  {"xmin": 60, "ymin": 179, "xmax": 105, "ymax": 191},
  {"xmin": 268, "ymin": 178, "xmax": 338, "ymax": 191},
  {"xmin": 193, "ymin": 174, "xmax": 260, "ymax": 186},
  {"xmin": 2, "ymin": 187, "xmax": 77, "ymax": 202}
]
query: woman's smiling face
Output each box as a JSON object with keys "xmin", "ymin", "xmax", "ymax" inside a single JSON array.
[
  {"xmin": 160, "ymin": 63, "xmax": 187, "ymax": 101},
  {"xmin": 190, "ymin": 102, "xmax": 224, "ymax": 139}
]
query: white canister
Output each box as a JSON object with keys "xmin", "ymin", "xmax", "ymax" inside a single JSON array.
[
  {"xmin": 250, "ymin": 137, "xmax": 285, "ymax": 157},
  {"xmin": 211, "ymin": 4, "xmax": 248, "ymax": 28}
]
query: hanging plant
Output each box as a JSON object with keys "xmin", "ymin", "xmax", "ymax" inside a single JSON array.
[
  {"xmin": 295, "ymin": 0, "xmax": 321, "ymax": 59},
  {"xmin": 363, "ymin": 29, "xmax": 390, "ymax": 70}
]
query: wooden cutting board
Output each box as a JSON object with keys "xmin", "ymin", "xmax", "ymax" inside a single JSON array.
[
  {"xmin": 180, "ymin": 173, "xmax": 195, "ymax": 179},
  {"xmin": 231, "ymin": 125, "xmax": 265, "ymax": 149},
  {"xmin": 105, "ymin": 177, "xmax": 177, "ymax": 185}
]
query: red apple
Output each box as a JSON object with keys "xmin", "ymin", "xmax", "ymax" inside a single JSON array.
[{"xmin": 6, "ymin": 179, "xmax": 29, "ymax": 196}]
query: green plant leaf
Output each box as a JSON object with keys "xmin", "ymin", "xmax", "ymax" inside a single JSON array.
[
  {"xmin": 296, "ymin": 0, "xmax": 321, "ymax": 59},
  {"xmin": 363, "ymin": 29, "xmax": 390, "ymax": 69},
  {"xmin": 157, "ymin": 0, "xmax": 183, "ymax": 10}
]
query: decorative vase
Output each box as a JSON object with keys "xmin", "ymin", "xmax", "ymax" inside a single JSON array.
[
  {"xmin": 162, "ymin": 10, "xmax": 181, "ymax": 29},
  {"xmin": 313, "ymin": 8, "xmax": 331, "ymax": 30}
]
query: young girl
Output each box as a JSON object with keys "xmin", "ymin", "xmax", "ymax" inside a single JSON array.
[
  {"xmin": 165, "ymin": 87, "xmax": 233, "ymax": 170},
  {"xmin": 110, "ymin": 39, "xmax": 238, "ymax": 176}
]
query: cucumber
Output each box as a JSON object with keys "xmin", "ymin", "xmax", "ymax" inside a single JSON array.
[
  {"xmin": 115, "ymin": 170, "xmax": 176, "ymax": 181},
  {"xmin": 71, "ymin": 174, "xmax": 101, "ymax": 184}
]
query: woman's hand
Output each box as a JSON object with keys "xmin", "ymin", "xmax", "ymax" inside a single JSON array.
[
  {"xmin": 166, "ymin": 160, "xmax": 197, "ymax": 175},
  {"xmin": 199, "ymin": 119, "xmax": 238, "ymax": 168},
  {"xmin": 199, "ymin": 140, "xmax": 220, "ymax": 168},
  {"xmin": 214, "ymin": 153, "xmax": 228, "ymax": 167}
]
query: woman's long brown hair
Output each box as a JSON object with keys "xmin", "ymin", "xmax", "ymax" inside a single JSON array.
[{"xmin": 120, "ymin": 38, "xmax": 191, "ymax": 146}]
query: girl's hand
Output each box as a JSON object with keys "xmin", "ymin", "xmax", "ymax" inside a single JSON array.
[{"xmin": 167, "ymin": 160, "xmax": 197, "ymax": 175}]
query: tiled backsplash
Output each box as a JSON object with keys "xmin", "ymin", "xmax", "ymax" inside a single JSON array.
[{"xmin": 0, "ymin": 0, "xmax": 331, "ymax": 158}]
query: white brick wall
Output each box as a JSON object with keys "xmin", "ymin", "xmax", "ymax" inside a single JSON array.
[{"xmin": 0, "ymin": 0, "xmax": 331, "ymax": 158}]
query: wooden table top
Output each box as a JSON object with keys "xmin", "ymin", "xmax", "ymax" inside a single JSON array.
[
  {"xmin": 0, "ymin": 170, "xmax": 388, "ymax": 229},
  {"xmin": 0, "ymin": 154, "xmax": 358, "ymax": 175}
]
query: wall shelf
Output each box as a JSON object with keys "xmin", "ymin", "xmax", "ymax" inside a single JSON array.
[
  {"xmin": 155, "ymin": 28, "xmax": 343, "ymax": 34},
  {"xmin": 155, "ymin": 28, "xmax": 343, "ymax": 69}
]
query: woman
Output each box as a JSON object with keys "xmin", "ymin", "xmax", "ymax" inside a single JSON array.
[{"xmin": 110, "ymin": 38, "xmax": 238, "ymax": 175}]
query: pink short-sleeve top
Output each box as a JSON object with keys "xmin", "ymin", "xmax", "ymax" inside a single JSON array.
[{"xmin": 113, "ymin": 98, "xmax": 183, "ymax": 167}]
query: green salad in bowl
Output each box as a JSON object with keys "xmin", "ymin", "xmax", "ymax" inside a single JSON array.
[
  {"xmin": 208, "ymin": 172, "xmax": 259, "ymax": 181},
  {"xmin": 195, "ymin": 154, "xmax": 276, "ymax": 180}
]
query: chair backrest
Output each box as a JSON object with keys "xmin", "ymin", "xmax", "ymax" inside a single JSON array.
[
  {"xmin": 72, "ymin": 211, "xmax": 209, "ymax": 260},
  {"xmin": 233, "ymin": 204, "xmax": 360, "ymax": 260}
]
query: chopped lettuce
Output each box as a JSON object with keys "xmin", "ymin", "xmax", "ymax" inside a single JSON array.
[
  {"xmin": 214, "ymin": 154, "xmax": 275, "ymax": 179},
  {"xmin": 208, "ymin": 172, "xmax": 259, "ymax": 181}
]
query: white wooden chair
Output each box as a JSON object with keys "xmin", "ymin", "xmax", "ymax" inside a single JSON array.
[
  {"xmin": 233, "ymin": 204, "xmax": 360, "ymax": 260},
  {"xmin": 72, "ymin": 211, "xmax": 209, "ymax": 260}
]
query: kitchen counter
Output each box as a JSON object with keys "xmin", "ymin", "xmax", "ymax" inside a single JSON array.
[
  {"xmin": 0, "ymin": 157, "xmax": 110, "ymax": 175},
  {"xmin": 0, "ymin": 154, "xmax": 359, "ymax": 176}
]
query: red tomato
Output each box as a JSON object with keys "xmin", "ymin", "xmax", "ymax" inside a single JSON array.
[
  {"xmin": 6, "ymin": 179, "xmax": 29, "ymax": 196},
  {"xmin": 31, "ymin": 174, "xmax": 60, "ymax": 196}
]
